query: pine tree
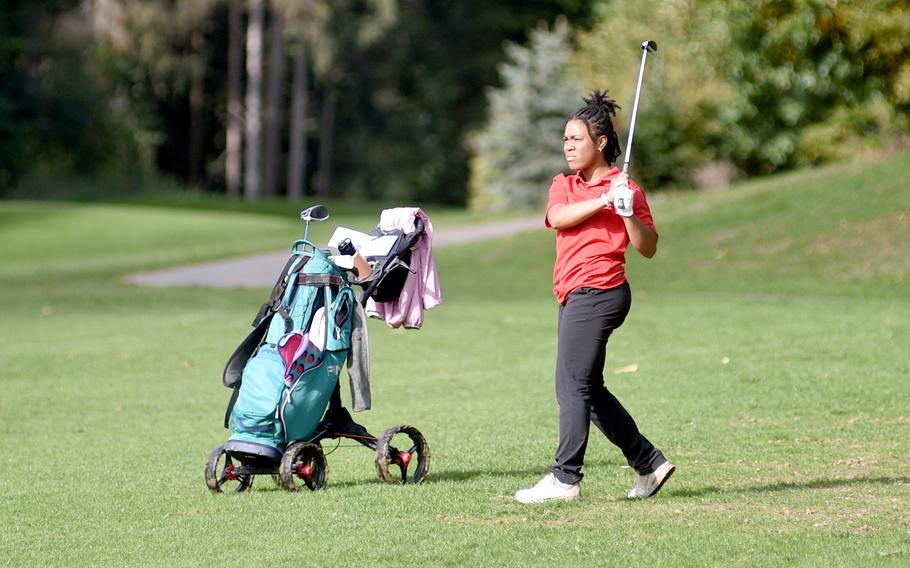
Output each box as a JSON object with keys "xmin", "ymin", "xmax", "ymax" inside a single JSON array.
[{"xmin": 469, "ymin": 19, "xmax": 583, "ymax": 211}]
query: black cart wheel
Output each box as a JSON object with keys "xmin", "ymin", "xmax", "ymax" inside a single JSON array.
[
  {"xmin": 278, "ymin": 442, "xmax": 327, "ymax": 491},
  {"xmin": 375, "ymin": 424, "xmax": 430, "ymax": 485},
  {"xmin": 205, "ymin": 445, "xmax": 253, "ymax": 493}
]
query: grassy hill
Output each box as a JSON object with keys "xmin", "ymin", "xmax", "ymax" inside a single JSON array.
[{"xmin": 1, "ymin": 152, "xmax": 908, "ymax": 566}]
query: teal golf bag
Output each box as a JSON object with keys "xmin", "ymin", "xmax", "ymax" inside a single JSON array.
[{"xmin": 221, "ymin": 240, "xmax": 355, "ymax": 461}]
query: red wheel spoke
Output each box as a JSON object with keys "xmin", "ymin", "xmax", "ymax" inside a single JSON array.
[
  {"xmin": 224, "ymin": 462, "xmax": 238, "ymax": 481},
  {"xmin": 294, "ymin": 460, "xmax": 315, "ymax": 489}
]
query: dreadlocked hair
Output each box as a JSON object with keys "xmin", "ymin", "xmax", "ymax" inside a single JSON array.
[{"xmin": 568, "ymin": 90, "xmax": 622, "ymax": 166}]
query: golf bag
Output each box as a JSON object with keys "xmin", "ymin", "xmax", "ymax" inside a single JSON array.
[{"xmin": 221, "ymin": 241, "xmax": 355, "ymax": 459}]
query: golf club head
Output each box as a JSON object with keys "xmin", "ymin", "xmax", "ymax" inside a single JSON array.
[
  {"xmin": 300, "ymin": 204, "xmax": 330, "ymax": 223},
  {"xmin": 641, "ymin": 40, "xmax": 657, "ymax": 53}
]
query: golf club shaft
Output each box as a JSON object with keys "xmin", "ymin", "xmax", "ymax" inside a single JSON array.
[{"xmin": 622, "ymin": 47, "xmax": 653, "ymax": 174}]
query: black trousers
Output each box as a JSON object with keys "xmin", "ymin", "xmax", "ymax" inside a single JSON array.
[{"xmin": 551, "ymin": 283, "xmax": 665, "ymax": 484}]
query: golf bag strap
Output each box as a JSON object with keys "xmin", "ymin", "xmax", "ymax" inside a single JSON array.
[
  {"xmin": 252, "ymin": 255, "xmax": 302, "ymax": 327},
  {"xmin": 223, "ymin": 385, "xmax": 240, "ymax": 429},
  {"xmin": 275, "ymin": 303, "xmax": 293, "ymax": 333},
  {"xmin": 298, "ymin": 273, "xmax": 343, "ymax": 287}
]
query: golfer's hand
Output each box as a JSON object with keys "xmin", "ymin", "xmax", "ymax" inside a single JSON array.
[
  {"xmin": 601, "ymin": 173, "xmax": 627, "ymax": 208},
  {"xmin": 612, "ymin": 174, "xmax": 634, "ymax": 217}
]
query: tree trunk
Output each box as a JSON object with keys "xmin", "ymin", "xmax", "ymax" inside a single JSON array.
[
  {"xmin": 262, "ymin": 2, "xmax": 285, "ymax": 197},
  {"xmin": 316, "ymin": 75, "xmax": 337, "ymax": 198},
  {"xmin": 244, "ymin": 0, "xmax": 265, "ymax": 200},
  {"xmin": 287, "ymin": 32, "xmax": 309, "ymax": 201},
  {"xmin": 189, "ymin": 29, "xmax": 205, "ymax": 185},
  {"xmin": 226, "ymin": 0, "xmax": 243, "ymax": 197}
]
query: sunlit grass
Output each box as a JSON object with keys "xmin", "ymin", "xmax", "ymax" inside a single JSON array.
[{"xmin": 1, "ymin": 153, "xmax": 909, "ymax": 566}]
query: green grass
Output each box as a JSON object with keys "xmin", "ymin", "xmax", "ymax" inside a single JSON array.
[{"xmin": 2, "ymin": 154, "xmax": 909, "ymax": 566}]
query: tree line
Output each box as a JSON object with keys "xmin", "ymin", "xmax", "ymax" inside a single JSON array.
[
  {"xmin": 2, "ymin": 1, "xmax": 907, "ymax": 207},
  {"xmin": 1, "ymin": 0, "xmax": 590, "ymax": 204}
]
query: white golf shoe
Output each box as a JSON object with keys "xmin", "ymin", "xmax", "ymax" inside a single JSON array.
[
  {"xmin": 515, "ymin": 473, "xmax": 581, "ymax": 504},
  {"xmin": 627, "ymin": 460, "xmax": 676, "ymax": 499}
]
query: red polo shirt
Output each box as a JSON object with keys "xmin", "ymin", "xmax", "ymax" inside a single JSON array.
[{"xmin": 545, "ymin": 168, "xmax": 657, "ymax": 305}]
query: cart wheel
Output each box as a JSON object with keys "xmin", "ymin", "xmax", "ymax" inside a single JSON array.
[
  {"xmin": 278, "ymin": 442, "xmax": 327, "ymax": 491},
  {"xmin": 375, "ymin": 424, "xmax": 430, "ymax": 485},
  {"xmin": 205, "ymin": 445, "xmax": 253, "ymax": 493}
]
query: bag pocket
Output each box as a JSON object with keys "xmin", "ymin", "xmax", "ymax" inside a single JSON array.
[
  {"xmin": 324, "ymin": 287, "xmax": 355, "ymax": 352},
  {"xmin": 231, "ymin": 344, "xmax": 286, "ymax": 439}
]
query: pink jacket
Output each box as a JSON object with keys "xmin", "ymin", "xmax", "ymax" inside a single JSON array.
[{"xmin": 365, "ymin": 208, "xmax": 442, "ymax": 329}]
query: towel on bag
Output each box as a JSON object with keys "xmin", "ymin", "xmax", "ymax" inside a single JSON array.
[{"xmin": 365, "ymin": 207, "xmax": 442, "ymax": 329}]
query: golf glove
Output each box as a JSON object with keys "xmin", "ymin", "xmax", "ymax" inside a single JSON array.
[{"xmin": 613, "ymin": 183, "xmax": 634, "ymax": 217}]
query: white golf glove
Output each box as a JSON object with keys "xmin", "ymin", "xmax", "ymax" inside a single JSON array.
[{"xmin": 613, "ymin": 182, "xmax": 634, "ymax": 217}]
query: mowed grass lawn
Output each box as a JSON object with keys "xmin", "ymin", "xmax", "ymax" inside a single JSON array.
[{"xmin": 1, "ymin": 153, "xmax": 908, "ymax": 566}]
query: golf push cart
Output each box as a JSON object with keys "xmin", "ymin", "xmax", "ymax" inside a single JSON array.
[{"xmin": 205, "ymin": 205, "xmax": 430, "ymax": 492}]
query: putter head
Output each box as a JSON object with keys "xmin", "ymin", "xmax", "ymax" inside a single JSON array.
[
  {"xmin": 300, "ymin": 204, "xmax": 330, "ymax": 223},
  {"xmin": 641, "ymin": 40, "xmax": 657, "ymax": 53}
]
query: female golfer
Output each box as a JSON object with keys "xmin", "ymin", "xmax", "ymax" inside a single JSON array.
[{"xmin": 515, "ymin": 91, "xmax": 674, "ymax": 503}]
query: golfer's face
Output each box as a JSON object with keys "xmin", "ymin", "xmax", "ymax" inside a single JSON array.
[{"xmin": 563, "ymin": 119, "xmax": 600, "ymax": 172}]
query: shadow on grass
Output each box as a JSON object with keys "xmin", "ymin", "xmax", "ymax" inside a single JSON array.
[
  {"xmin": 321, "ymin": 466, "xmax": 551, "ymax": 489},
  {"xmin": 666, "ymin": 476, "xmax": 910, "ymax": 499}
]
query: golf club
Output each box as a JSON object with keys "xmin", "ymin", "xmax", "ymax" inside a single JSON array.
[
  {"xmin": 622, "ymin": 40, "xmax": 657, "ymax": 174},
  {"xmin": 300, "ymin": 204, "xmax": 329, "ymax": 242}
]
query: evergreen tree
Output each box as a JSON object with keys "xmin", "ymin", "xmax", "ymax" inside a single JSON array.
[{"xmin": 469, "ymin": 19, "xmax": 583, "ymax": 211}]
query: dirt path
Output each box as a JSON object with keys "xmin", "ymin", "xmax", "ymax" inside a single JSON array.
[{"xmin": 125, "ymin": 216, "xmax": 541, "ymax": 288}]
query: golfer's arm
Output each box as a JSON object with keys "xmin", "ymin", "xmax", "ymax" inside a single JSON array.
[
  {"xmin": 624, "ymin": 215, "xmax": 658, "ymax": 258},
  {"xmin": 546, "ymin": 200, "xmax": 604, "ymax": 229}
]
